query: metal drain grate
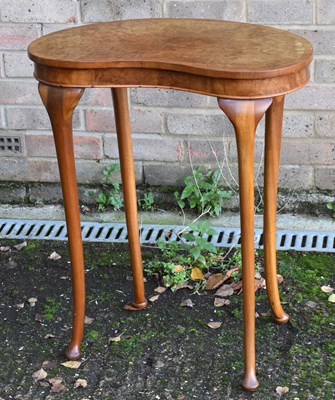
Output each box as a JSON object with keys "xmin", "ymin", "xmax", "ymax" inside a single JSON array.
[{"xmin": 0, "ymin": 219, "xmax": 334, "ymax": 252}]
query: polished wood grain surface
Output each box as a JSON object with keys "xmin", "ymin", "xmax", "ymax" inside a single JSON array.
[
  {"xmin": 28, "ymin": 19, "xmax": 312, "ymax": 99},
  {"xmin": 28, "ymin": 18, "xmax": 313, "ymax": 392},
  {"xmin": 28, "ymin": 19, "xmax": 312, "ymax": 79}
]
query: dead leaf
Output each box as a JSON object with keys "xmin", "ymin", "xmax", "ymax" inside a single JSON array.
[
  {"xmin": 109, "ymin": 333, "xmax": 123, "ymax": 343},
  {"xmin": 74, "ymin": 378, "xmax": 88, "ymax": 388},
  {"xmin": 44, "ymin": 334, "xmax": 55, "ymax": 339},
  {"xmin": 321, "ymin": 285, "xmax": 334, "ymax": 293},
  {"xmin": 32, "ymin": 368, "xmax": 47, "ymax": 382},
  {"xmin": 149, "ymin": 295, "xmax": 160, "ymax": 302},
  {"xmin": 84, "ymin": 316, "xmax": 94, "ymax": 325},
  {"xmin": 191, "ymin": 267, "xmax": 204, "ymax": 281},
  {"xmin": 260, "ymin": 311, "xmax": 272, "ymax": 317},
  {"xmin": 206, "ymin": 273, "xmax": 225, "ymax": 290},
  {"xmin": 214, "ymin": 298, "xmax": 230, "ymax": 307},
  {"xmin": 255, "ymin": 272, "xmax": 262, "ymax": 280},
  {"xmin": 255, "ymin": 312, "xmax": 259, "ymax": 318},
  {"xmin": 277, "ymin": 274, "xmax": 284, "ymax": 284},
  {"xmin": 13, "ymin": 241, "xmax": 27, "ymax": 250},
  {"xmin": 231, "ymin": 281, "xmax": 242, "ymax": 292},
  {"xmin": 207, "ymin": 321, "xmax": 222, "ymax": 329},
  {"xmin": 206, "ymin": 268, "xmax": 239, "ymax": 290},
  {"xmin": 328, "ymin": 293, "xmax": 335, "ymax": 303},
  {"xmin": 154, "ymin": 360, "xmax": 164, "ymax": 369},
  {"xmin": 254, "ymin": 278, "xmax": 266, "ymax": 292},
  {"xmin": 154, "ymin": 286, "xmax": 167, "ymax": 294},
  {"xmin": 15, "ymin": 303, "xmax": 25, "ymax": 309},
  {"xmin": 180, "ymin": 299, "xmax": 194, "ymax": 308},
  {"xmin": 215, "ymin": 284, "xmax": 234, "ymax": 297},
  {"xmin": 61, "ymin": 360, "xmax": 82, "ymax": 369},
  {"xmin": 49, "ymin": 377, "xmax": 67, "ymax": 393},
  {"xmin": 42, "ymin": 360, "xmax": 58, "ymax": 369},
  {"xmin": 174, "ymin": 264, "xmax": 184, "ymax": 273},
  {"xmin": 173, "ymin": 283, "xmax": 193, "ymax": 291},
  {"xmin": 35, "ymin": 313, "xmax": 43, "ymax": 322},
  {"xmin": 306, "ymin": 300, "xmax": 318, "ymax": 309},
  {"xmin": 48, "ymin": 251, "xmax": 61, "ymax": 260},
  {"xmin": 276, "ymin": 386, "xmax": 289, "ymax": 396},
  {"xmin": 0, "ymin": 246, "xmax": 11, "ymax": 252},
  {"xmin": 28, "ymin": 297, "xmax": 37, "ymax": 307}
]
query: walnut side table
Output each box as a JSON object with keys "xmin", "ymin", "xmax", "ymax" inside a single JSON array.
[{"xmin": 28, "ymin": 19, "xmax": 312, "ymax": 391}]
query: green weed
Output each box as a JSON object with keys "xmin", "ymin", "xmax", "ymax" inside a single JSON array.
[{"xmin": 174, "ymin": 166, "xmax": 231, "ymax": 216}]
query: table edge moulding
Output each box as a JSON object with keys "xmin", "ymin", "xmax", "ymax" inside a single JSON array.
[{"xmin": 27, "ymin": 18, "xmax": 313, "ymax": 391}]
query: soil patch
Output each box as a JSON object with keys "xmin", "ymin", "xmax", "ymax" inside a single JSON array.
[{"xmin": 0, "ymin": 240, "xmax": 334, "ymax": 399}]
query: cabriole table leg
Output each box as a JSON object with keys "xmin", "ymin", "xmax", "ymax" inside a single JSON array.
[
  {"xmin": 38, "ymin": 83, "xmax": 86, "ymax": 360},
  {"xmin": 264, "ymin": 96, "xmax": 289, "ymax": 324},
  {"xmin": 218, "ymin": 98, "xmax": 272, "ymax": 391},
  {"xmin": 111, "ymin": 88, "xmax": 148, "ymax": 310}
]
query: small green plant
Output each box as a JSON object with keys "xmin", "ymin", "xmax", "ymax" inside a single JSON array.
[
  {"xmin": 174, "ymin": 166, "xmax": 231, "ymax": 216},
  {"xmin": 137, "ymin": 192, "xmax": 154, "ymax": 211},
  {"xmin": 95, "ymin": 164, "xmax": 123, "ymax": 211},
  {"xmin": 87, "ymin": 330, "xmax": 99, "ymax": 340},
  {"xmin": 43, "ymin": 297, "xmax": 60, "ymax": 321},
  {"xmin": 145, "ymin": 221, "xmax": 220, "ymax": 290},
  {"xmin": 326, "ymin": 201, "xmax": 335, "ymax": 218}
]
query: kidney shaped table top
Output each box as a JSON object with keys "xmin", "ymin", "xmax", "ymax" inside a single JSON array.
[{"xmin": 28, "ymin": 18, "xmax": 313, "ymax": 392}]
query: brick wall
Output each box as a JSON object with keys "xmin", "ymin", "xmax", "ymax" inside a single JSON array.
[{"xmin": 0, "ymin": 0, "xmax": 334, "ymax": 193}]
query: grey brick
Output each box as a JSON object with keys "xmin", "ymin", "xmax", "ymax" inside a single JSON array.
[
  {"xmin": 248, "ymin": 0, "xmax": 313, "ymax": 24},
  {"xmin": 186, "ymin": 138, "xmax": 234, "ymax": 163},
  {"xmin": 144, "ymin": 163, "xmax": 192, "ymax": 186},
  {"xmin": 79, "ymin": 88, "xmax": 113, "ymax": 107},
  {"xmin": 290, "ymin": 29, "xmax": 335, "ymax": 56},
  {"xmin": 42, "ymin": 24, "xmax": 78, "ymax": 35},
  {"xmin": 25, "ymin": 132, "xmax": 103, "ymax": 159},
  {"xmin": 257, "ymin": 113, "xmax": 314, "ymax": 138},
  {"xmin": 317, "ymin": 0, "xmax": 335, "ymax": 24},
  {"xmin": 1, "ymin": 0, "xmax": 79, "ymax": 23},
  {"xmin": 4, "ymin": 52, "xmax": 34, "ymax": 78},
  {"xmin": 6, "ymin": 107, "xmax": 81, "ymax": 130},
  {"xmin": 0, "ymin": 157, "xmax": 33, "ymax": 181},
  {"xmin": 165, "ymin": 0, "xmax": 244, "ymax": 21},
  {"xmin": 0, "ymin": 81, "xmax": 41, "ymax": 105},
  {"xmin": 167, "ymin": 112, "xmax": 234, "ymax": 136},
  {"xmin": 285, "ymin": 85, "xmax": 335, "ymax": 111},
  {"xmin": 0, "ymin": 182, "xmax": 26, "ymax": 203},
  {"xmin": 75, "ymin": 160, "xmax": 143, "ymax": 185},
  {"xmin": 104, "ymin": 133, "xmax": 182, "ymax": 162},
  {"xmin": 0, "ymin": 24, "xmax": 40, "ymax": 50},
  {"xmin": 315, "ymin": 167, "xmax": 335, "ymax": 190},
  {"xmin": 86, "ymin": 108, "xmax": 164, "ymax": 133},
  {"xmin": 315, "ymin": 114, "xmax": 335, "ymax": 137},
  {"xmin": 280, "ymin": 139, "xmax": 335, "ymax": 165},
  {"xmin": 81, "ymin": 0, "xmax": 161, "ymax": 23},
  {"xmin": 130, "ymin": 88, "xmax": 208, "ymax": 108},
  {"xmin": 277, "ymin": 165, "xmax": 314, "ymax": 189},
  {"xmin": 315, "ymin": 59, "xmax": 335, "ymax": 83},
  {"xmin": 28, "ymin": 184, "xmax": 63, "ymax": 204}
]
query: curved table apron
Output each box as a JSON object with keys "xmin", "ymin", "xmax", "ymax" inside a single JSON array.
[{"xmin": 28, "ymin": 18, "xmax": 313, "ymax": 392}]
